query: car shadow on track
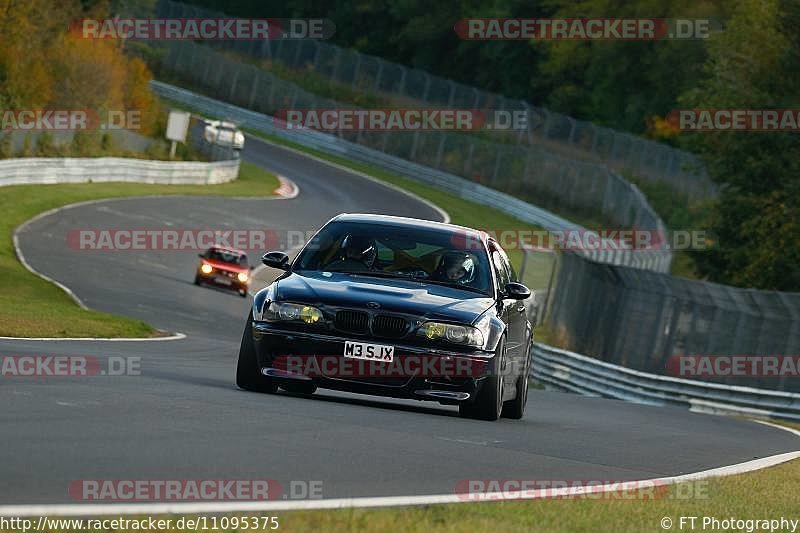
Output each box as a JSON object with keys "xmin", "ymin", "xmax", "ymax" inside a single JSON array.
[
  {"xmin": 193, "ymin": 280, "xmax": 252, "ymax": 299},
  {"xmin": 269, "ymin": 388, "xmax": 460, "ymax": 418}
]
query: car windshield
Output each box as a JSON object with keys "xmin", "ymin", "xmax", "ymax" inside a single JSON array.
[
  {"xmin": 294, "ymin": 221, "xmax": 492, "ymax": 295},
  {"xmin": 206, "ymin": 249, "xmax": 248, "ymax": 266}
]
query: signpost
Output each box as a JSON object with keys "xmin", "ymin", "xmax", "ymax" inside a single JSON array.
[{"xmin": 165, "ymin": 110, "xmax": 191, "ymax": 159}]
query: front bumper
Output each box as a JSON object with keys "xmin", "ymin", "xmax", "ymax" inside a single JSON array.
[
  {"xmin": 197, "ymin": 270, "xmax": 248, "ymax": 292},
  {"xmin": 251, "ymin": 322, "xmax": 496, "ymax": 403}
]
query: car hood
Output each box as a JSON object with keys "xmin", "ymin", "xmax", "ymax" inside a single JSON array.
[{"xmin": 275, "ymin": 271, "xmax": 495, "ymax": 324}]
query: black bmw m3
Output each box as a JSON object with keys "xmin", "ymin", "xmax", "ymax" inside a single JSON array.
[{"xmin": 236, "ymin": 214, "xmax": 534, "ymax": 420}]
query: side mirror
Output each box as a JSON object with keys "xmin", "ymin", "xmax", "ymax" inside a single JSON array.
[
  {"xmin": 198, "ymin": 253, "xmax": 205, "ymax": 259},
  {"xmin": 262, "ymin": 251, "xmax": 290, "ymax": 270},
  {"xmin": 504, "ymin": 282, "xmax": 531, "ymax": 300}
]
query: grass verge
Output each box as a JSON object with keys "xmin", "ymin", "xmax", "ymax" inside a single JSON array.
[{"xmin": 0, "ymin": 161, "xmax": 279, "ymax": 337}]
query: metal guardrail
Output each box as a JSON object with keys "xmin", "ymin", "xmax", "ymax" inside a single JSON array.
[
  {"xmin": 0, "ymin": 157, "xmax": 240, "ymax": 186},
  {"xmin": 151, "ymin": 81, "xmax": 672, "ymax": 273},
  {"xmin": 532, "ymin": 343, "xmax": 800, "ymax": 421}
]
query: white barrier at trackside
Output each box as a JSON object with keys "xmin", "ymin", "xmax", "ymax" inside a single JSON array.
[{"xmin": 0, "ymin": 157, "xmax": 240, "ymax": 186}]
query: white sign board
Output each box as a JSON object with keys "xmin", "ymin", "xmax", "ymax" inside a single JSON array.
[{"xmin": 165, "ymin": 110, "xmax": 191, "ymax": 143}]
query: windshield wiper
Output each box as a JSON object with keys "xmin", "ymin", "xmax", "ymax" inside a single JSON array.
[{"xmin": 346, "ymin": 271, "xmax": 415, "ymax": 279}]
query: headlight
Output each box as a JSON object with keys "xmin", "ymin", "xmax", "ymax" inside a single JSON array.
[
  {"xmin": 200, "ymin": 263, "xmax": 213, "ymax": 274},
  {"xmin": 237, "ymin": 272, "xmax": 249, "ymax": 283},
  {"xmin": 261, "ymin": 302, "xmax": 323, "ymax": 324},
  {"xmin": 419, "ymin": 322, "xmax": 484, "ymax": 347}
]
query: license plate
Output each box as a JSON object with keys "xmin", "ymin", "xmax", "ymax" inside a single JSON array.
[
  {"xmin": 215, "ymin": 277, "xmax": 232, "ymax": 286},
  {"xmin": 343, "ymin": 341, "xmax": 394, "ymax": 362}
]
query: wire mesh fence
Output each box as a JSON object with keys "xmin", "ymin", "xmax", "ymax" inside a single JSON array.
[
  {"xmin": 545, "ymin": 250, "xmax": 800, "ymax": 392},
  {"xmin": 154, "ymin": 0, "xmax": 716, "ymax": 202},
  {"xmin": 155, "ymin": 39, "xmax": 669, "ymax": 242}
]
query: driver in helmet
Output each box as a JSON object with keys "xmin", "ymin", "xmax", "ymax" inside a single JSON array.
[
  {"xmin": 434, "ymin": 252, "xmax": 477, "ymax": 285},
  {"xmin": 326, "ymin": 234, "xmax": 377, "ymax": 271}
]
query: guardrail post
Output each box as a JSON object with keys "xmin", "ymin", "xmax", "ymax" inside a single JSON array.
[
  {"xmin": 435, "ymin": 133, "xmax": 446, "ymax": 169},
  {"xmin": 463, "ymin": 141, "xmax": 475, "ymax": 177},
  {"xmin": 248, "ymin": 72, "xmax": 260, "ymax": 108},
  {"xmin": 352, "ymin": 52, "xmax": 362, "ymax": 90},
  {"xmin": 229, "ymin": 69, "xmax": 239, "ymax": 102}
]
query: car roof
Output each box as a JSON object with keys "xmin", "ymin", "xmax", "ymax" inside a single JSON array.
[{"xmin": 330, "ymin": 213, "xmax": 488, "ymax": 243}]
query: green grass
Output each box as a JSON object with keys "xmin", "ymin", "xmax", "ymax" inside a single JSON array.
[
  {"xmin": 274, "ymin": 456, "xmax": 800, "ymax": 531},
  {"xmin": 0, "ymin": 161, "xmax": 279, "ymax": 337}
]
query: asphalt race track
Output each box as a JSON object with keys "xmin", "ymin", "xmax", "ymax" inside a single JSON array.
[{"xmin": 1, "ymin": 136, "xmax": 798, "ymax": 505}]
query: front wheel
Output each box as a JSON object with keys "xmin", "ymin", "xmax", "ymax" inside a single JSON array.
[
  {"xmin": 235, "ymin": 316, "xmax": 277, "ymax": 393},
  {"xmin": 502, "ymin": 344, "xmax": 531, "ymax": 419},
  {"xmin": 459, "ymin": 337, "xmax": 504, "ymax": 421}
]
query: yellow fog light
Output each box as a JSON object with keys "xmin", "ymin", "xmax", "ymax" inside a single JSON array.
[
  {"xmin": 300, "ymin": 306, "xmax": 322, "ymax": 324},
  {"xmin": 424, "ymin": 323, "xmax": 446, "ymax": 340},
  {"xmin": 237, "ymin": 272, "xmax": 249, "ymax": 283},
  {"xmin": 200, "ymin": 263, "xmax": 213, "ymax": 274}
]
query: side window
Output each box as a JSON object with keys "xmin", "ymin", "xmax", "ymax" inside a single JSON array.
[
  {"xmin": 497, "ymin": 246, "xmax": 516, "ymax": 282},
  {"xmin": 491, "ymin": 250, "xmax": 510, "ymax": 289}
]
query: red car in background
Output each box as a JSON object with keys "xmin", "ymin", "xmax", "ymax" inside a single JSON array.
[{"xmin": 195, "ymin": 247, "xmax": 253, "ymax": 297}]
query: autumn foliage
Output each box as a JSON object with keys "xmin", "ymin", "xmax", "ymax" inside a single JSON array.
[{"xmin": 0, "ymin": 0, "xmax": 157, "ymax": 135}]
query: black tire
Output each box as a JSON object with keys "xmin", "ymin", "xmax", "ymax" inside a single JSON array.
[
  {"xmin": 459, "ymin": 337, "xmax": 504, "ymax": 421},
  {"xmin": 194, "ymin": 275, "xmax": 202, "ymax": 285},
  {"xmin": 280, "ymin": 382, "xmax": 317, "ymax": 395},
  {"xmin": 235, "ymin": 316, "xmax": 277, "ymax": 393},
  {"xmin": 502, "ymin": 343, "xmax": 531, "ymax": 420},
  {"xmin": 239, "ymin": 289, "xmax": 248, "ymax": 298}
]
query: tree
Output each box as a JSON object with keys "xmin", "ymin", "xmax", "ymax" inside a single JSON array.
[{"xmin": 680, "ymin": 0, "xmax": 800, "ymax": 290}]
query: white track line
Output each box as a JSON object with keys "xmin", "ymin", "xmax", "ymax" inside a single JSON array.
[
  {"xmin": 0, "ymin": 333, "xmax": 187, "ymax": 342},
  {"xmin": 1, "ymin": 424, "xmax": 797, "ymax": 517},
  {"xmin": 11, "ymin": 200, "xmax": 188, "ymax": 342},
  {"xmin": 8, "ymin": 172, "xmax": 298, "ymax": 341}
]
